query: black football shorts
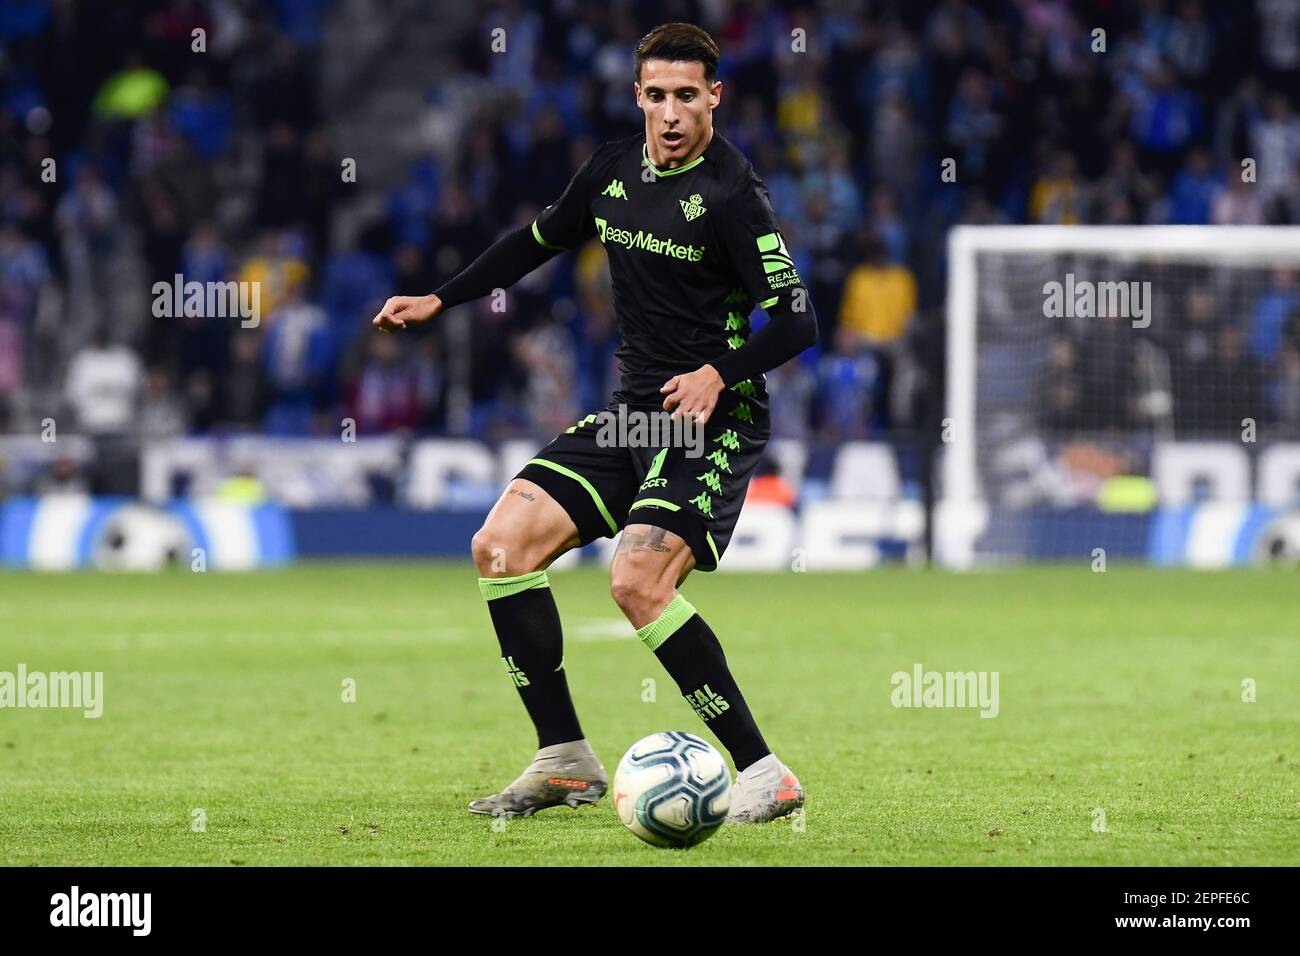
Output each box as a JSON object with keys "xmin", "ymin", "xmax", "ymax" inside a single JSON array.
[{"xmin": 515, "ymin": 401, "xmax": 767, "ymax": 571}]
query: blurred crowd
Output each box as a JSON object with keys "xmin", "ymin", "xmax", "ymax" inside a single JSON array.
[
  {"xmin": 1035, "ymin": 265, "xmax": 1300, "ymax": 436},
  {"xmin": 2, "ymin": 0, "xmax": 1300, "ymax": 461}
]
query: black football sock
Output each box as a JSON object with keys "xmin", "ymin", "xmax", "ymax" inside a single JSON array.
[
  {"xmin": 637, "ymin": 595, "xmax": 771, "ymax": 772},
  {"xmin": 480, "ymin": 571, "xmax": 584, "ymax": 749}
]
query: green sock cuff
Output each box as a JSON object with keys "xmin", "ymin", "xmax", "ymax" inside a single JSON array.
[
  {"xmin": 636, "ymin": 595, "xmax": 698, "ymax": 651},
  {"xmin": 479, "ymin": 570, "xmax": 549, "ymax": 602}
]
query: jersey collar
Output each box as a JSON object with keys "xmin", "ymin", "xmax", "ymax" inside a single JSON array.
[{"xmin": 642, "ymin": 137, "xmax": 709, "ymax": 179}]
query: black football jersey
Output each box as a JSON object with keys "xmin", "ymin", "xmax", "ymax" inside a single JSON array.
[{"xmin": 531, "ymin": 132, "xmax": 807, "ymax": 430}]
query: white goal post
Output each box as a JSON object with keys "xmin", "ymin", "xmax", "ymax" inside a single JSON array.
[{"xmin": 942, "ymin": 225, "xmax": 1300, "ymax": 568}]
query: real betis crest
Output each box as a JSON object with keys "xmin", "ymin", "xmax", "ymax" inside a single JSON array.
[{"xmin": 679, "ymin": 193, "xmax": 706, "ymax": 221}]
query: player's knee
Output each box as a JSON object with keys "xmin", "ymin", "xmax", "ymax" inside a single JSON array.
[
  {"xmin": 609, "ymin": 562, "xmax": 674, "ymax": 626},
  {"xmin": 473, "ymin": 521, "xmax": 555, "ymax": 576},
  {"xmin": 471, "ymin": 526, "xmax": 515, "ymax": 576}
]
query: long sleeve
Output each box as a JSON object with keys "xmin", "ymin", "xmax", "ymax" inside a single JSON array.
[
  {"xmin": 431, "ymin": 225, "xmax": 558, "ymax": 309},
  {"xmin": 433, "ymin": 148, "xmax": 600, "ymax": 309},
  {"xmin": 710, "ymin": 294, "xmax": 818, "ymax": 387},
  {"xmin": 708, "ymin": 178, "xmax": 818, "ymax": 386}
]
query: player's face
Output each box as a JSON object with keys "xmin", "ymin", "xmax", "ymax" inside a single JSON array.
[{"xmin": 635, "ymin": 59, "xmax": 721, "ymax": 166}]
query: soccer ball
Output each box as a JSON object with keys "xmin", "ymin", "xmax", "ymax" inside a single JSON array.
[{"xmin": 613, "ymin": 731, "xmax": 731, "ymax": 848}]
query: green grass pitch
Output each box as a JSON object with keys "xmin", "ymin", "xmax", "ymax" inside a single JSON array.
[{"xmin": 1, "ymin": 564, "xmax": 1296, "ymax": 866}]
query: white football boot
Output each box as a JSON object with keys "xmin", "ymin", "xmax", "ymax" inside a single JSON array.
[
  {"xmin": 468, "ymin": 739, "xmax": 607, "ymax": 818},
  {"xmin": 725, "ymin": 753, "xmax": 805, "ymax": 824}
]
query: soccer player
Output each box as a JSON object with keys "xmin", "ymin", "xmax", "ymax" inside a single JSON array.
[{"xmin": 373, "ymin": 22, "xmax": 817, "ymax": 823}]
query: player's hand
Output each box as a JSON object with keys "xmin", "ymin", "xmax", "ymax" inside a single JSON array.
[
  {"xmin": 372, "ymin": 294, "xmax": 442, "ymax": 331},
  {"xmin": 660, "ymin": 365, "xmax": 725, "ymax": 425}
]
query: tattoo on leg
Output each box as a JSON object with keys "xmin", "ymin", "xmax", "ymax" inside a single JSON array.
[
  {"xmin": 616, "ymin": 527, "xmax": 673, "ymax": 555},
  {"xmin": 507, "ymin": 489, "xmax": 536, "ymax": 502},
  {"xmin": 647, "ymin": 526, "xmax": 671, "ymax": 552}
]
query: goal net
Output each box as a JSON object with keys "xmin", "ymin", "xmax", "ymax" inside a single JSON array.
[{"xmin": 939, "ymin": 226, "xmax": 1300, "ymax": 568}]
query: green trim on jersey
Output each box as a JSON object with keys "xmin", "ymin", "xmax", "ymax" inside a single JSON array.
[
  {"xmin": 526, "ymin": 458, "xmax": 619, "ymax": 536},
  {"xmin": 642, "ymin": 142, "xmax": 706, "ymax": 178},
  {"xmin": 479, "ymin": 570, "xmax": 550, "ymax": 602},
  {"xmin": 531, "ymin": 219, "xmax": 568, "ymax": 252},
  {"xmin": 636, "ymin": 594, "xmax": 698, "ymax": 651}
]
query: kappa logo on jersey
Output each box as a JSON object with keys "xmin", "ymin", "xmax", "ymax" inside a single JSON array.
[
  {"xmin": 594, "ymin": 217, "xmax": 705, "ymax": 262},
  {"xmin": 679, "ymin": 192, "xmax": 706, "ymax": 221},
  {"xmin": 602, "ymin": 179, "xmax": 629, "ymax": 200},
  {"xmin": 696, "ymin": 469, "xmax": 723, "ymax": 494},
  {"xmin": 757, "ymin": 231, "xmax": 801, "ymax": 290},
  {"xmin": 565, "ymin": 413, "xmax": 598, "ymax": 434}
]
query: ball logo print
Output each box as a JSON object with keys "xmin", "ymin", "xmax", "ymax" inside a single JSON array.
[{"xmin": 614, "ymin": 731, "xmax": 731, "ymax": 848}]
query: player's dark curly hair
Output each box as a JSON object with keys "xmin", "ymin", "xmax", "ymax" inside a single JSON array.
[{"xmin": 634, "ymin": 22, "xmax": 720, "ymax": 83}]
